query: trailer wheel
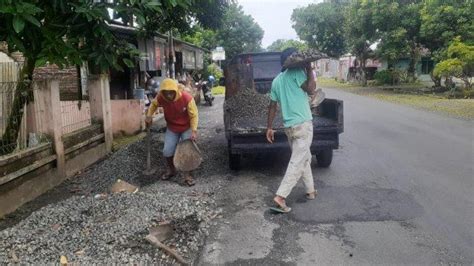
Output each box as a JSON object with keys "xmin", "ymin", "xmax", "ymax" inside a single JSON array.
[
  {"xmin": 316, "ymin": 149, "xmax": 333, "ymax": 167},
  {"xmin": 229, "ymin": 152, "xmax": 241, "ymax": 170}
]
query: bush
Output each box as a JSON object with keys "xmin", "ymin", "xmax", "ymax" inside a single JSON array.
[
  {"xmin": 374, "ymin": 69, "xmax": 410, "ymax": 85},
  {"xmin": 206, "ymin": 63, "xmax": 223, "ymax": 83},
  {"xmin": 374, "ymin": 70, "xmax": 392, "ymax": 85}
]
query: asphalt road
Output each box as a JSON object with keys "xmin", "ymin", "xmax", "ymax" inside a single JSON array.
[{"xmin": 198, "ymin": 88, "xmax": 473, "ymax": 265}]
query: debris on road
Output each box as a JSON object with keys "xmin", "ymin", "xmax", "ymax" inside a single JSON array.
[
  {"xmin": 110, "ymin": 179, "xmax": 139, "ymax": 194},
  {"xmin": 145, "ymin": 234, "xmax": 189, "ymax": 265}
]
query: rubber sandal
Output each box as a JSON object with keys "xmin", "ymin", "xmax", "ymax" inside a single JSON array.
[
  {"xmin": 270, "ymin": 205, "xmax": 291, "ymax": 213},
  {"xmin": 184, "ymin": 178, "xmax": 195, "ymax": 187},
  {"xmin": 161, "ymin": 172, "xmax": 175, "ymax": 180}
]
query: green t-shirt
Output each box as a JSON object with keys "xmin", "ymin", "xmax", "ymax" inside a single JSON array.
[{"xmin": 270, "ymin": 68, "xmax": 312, "ymax": 128}]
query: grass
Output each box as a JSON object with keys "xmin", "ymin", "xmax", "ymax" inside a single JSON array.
[
  {"xmin": 211, "ymin": 86, "xmax": 225, "ymax": 95},
  {"xmin": 112, "ymin": 132, "xmax": 146, "ymax": 152},
  {"xmin": 318, "ymin": 77, "xmax": 474, "ymax": 120},
  {"xmin": 318, "ymin": 77, "xmax": 358, "ymax": 89}
]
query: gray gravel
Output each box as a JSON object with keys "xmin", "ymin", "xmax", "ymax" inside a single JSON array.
[
  {"xmin": 0, "ymin": 100, "xmax": 231, "ymax": 265},
  {"xmin": 224, "ymin": 87, "xmax": 284, "ymax": 130}
]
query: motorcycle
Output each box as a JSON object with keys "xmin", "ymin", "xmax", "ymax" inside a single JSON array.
[{"xmin": 196, "ymin": 80, "xmax": 214, "ymax": 106}]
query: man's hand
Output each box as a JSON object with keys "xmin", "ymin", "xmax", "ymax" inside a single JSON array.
[
  {"xmin": 191, "ymin": 130, "xmax": 198, "ymax": 141},
  {"xmin": 266, "ymin": 128, "xmax": 275, "ymax": 144},
  {"xmin": 304, "ymin": 62, "xmax": 312, "ymax": 73},
  {"xmin": 145, "ymin": 116, "xmax": 153, "ymax": 128}
]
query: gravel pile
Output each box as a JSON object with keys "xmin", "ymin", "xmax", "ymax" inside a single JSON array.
[
  {"xmin": 0, "ymin": 187, "xmax": 224, "ymax": 264},
  {"xmin": 224, "ymin": 87, "xmax": 284, "ymax": 130},
  {"xmin": 0, "ymin": 110, "xmax": 230, "ymax": 265}
]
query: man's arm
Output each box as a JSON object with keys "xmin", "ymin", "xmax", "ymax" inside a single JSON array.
[
  {"xmin": 301, "ymin": 63, "xmax": 316, "ymax": 94},
  {"xmin": 266, "ymin": 101, "xmax": 278, "ymax": 143},
  {"xmin": 145, "ymin": 97, "xmax": 160, "ymax": 127},
  {"xmin": 187, "ymin": 99, "xmax": 199, "ymax": 140}
]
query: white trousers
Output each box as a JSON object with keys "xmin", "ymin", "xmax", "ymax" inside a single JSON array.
[{"xmin": 276, "ymin": 121, "xmax": 315, "ymax": 198}]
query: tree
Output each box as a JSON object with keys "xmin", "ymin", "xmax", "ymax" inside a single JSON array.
[
  {"xmin": 292, "ymin": 2, "xmax": 347, "ymax": 57},
  {"xmin": 215, "ymin": 3, "xmax": 264, "ymax": 61},
  {"xmin": 181, "ymin": 26, "xmax": 218, "ymax": 52},
  {"xmin": 266, "ymin": 39, "xmax": 307, "ymax": 52},
  {"xmin": 434, "ymin": 38, "xmax": 474, "ymax": 89},
  {"xmin": 419, "ymin": 0, "xmax": 473, "ymax": 87},
  {"xmin": 372, "ymin": 1, "xmax": 422, "ymax": 81},
  {"xmin": 420, "ymin": 0, "xmax": 473, "ymax": 61},
  {"xmin": 0, "ymin": 0, "xmax": 227, "ymax": 154},
  {"xmin": 345, "ymin": 1, "xmax": 379, "ymax": 85}
]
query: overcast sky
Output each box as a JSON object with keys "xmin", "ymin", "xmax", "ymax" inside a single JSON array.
[{"xmin": 238, "ymin": 0, "xmax": 322, "ymax": 48}]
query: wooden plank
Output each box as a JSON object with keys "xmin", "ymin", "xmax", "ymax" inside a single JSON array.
[{"xmin": 0, "ymin": 154, "xmax": 56, "ymax": 186}]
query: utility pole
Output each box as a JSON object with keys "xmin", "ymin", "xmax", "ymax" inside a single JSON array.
[{"xmin": 168, "ymin": 31, "xmax": 175, "ymax": 79}]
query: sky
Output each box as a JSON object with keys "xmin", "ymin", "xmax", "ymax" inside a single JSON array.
[{"xmin": 238, "ymin": 0, "xmax": 323, "ymax": 48}]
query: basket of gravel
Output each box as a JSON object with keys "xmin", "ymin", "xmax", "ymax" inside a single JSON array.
[{"xmin": 283, "ymin": 49, "xmax": 329, "ymax": 68}]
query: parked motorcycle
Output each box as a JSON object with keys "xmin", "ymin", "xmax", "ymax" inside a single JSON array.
[{"xmin": 196, "ymin": 80, "xmax": 214, "ymax": 106}]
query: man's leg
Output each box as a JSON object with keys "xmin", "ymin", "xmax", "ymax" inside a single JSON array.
[
  {"xmin": 274, "ymin": 124, "xmax": 308, "ymax": 207},
  {"xmin": 300, "ymin": 122, "xmax": 316, "ymax": 198},
  {"xmin": 162, "ymin": 128, "xmax": 180, "ymax": 179}
]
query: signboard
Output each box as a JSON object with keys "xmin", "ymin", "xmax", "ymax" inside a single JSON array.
[{"xmin": 212, "ymin": 46, "xmax": 226, "ymax": 61}]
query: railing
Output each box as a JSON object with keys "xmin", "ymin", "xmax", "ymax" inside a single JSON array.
[{"xmin": 60, "ymin": 77, "xmax": 92, "ymax": 135}]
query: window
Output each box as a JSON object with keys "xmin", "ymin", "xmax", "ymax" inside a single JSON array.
[{"xmin": 421, "ymin": 58, "xmax": 434, "ymax": 74}]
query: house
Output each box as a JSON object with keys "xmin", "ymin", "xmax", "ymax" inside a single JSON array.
[{"xmin": 109, "ymin": 24, "xmax": 207, "ymax": 98}]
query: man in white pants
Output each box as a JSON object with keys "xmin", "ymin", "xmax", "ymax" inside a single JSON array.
[{"xmin": 266, "ymin": 48, "xmax": 317, "ymax": 213}]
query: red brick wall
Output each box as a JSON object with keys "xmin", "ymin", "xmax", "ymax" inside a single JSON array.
[{"xmin": 33, "ymin": 64, "xmax": 79, "ymax": 100}]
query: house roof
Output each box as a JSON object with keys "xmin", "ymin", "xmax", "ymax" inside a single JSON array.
[{"xmin": 108, "ymin": 23, "xmax": 208, "ymax": 53}]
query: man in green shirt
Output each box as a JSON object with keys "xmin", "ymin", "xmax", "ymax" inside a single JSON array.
[{"xmin": 266, "ymin": 48, "xmax": 317, "ymax": 213}]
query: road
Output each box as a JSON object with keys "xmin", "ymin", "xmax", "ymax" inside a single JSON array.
[{"xmin": 198, "ymin": 88, "xmax": 473, "ymax": 265}]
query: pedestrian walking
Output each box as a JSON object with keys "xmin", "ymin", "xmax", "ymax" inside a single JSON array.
[{"xmin": 266, "ymin": 48, "xmax": 317, "ymax": 213}]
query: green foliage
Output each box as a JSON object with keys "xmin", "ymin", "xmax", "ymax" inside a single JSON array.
[
  {"xmin": 291, "ymin": 2, "xmax": 346, "ymax": 57},
  {"xmin": 215, "ymin": 3, "xmax": 264, "ymax": 61},
  {"xmin": 420, "ymin": 0, "xmax": 474, "ymax": 61},
  {"xmin": 433, "ymin": 59, "xmax": 464, "ymax": 78},
  {"xmin": 206, "ymin": 63, "xmax": 223, "ymax": 81},
  {"xmin": 374, "ymin": 69, "xmax": 410, "ymax": 85},
  {"xmin": 182, "ymin": 3, "xmax": 263, "ymax": 63},
  {"xmin": 266, "ymin": 39, "xmax": 307, "ymax": 52},
  {"xmin": 0, "ymin": 0, "xmax": 228, "ymax": 74},
  {"xmin": 374, "ymin": 70, "xmax": 393, "ymax": 85},
  {"xmin": 372, "ymin": 1, "xmax": 422, "ymax": 79},
  {"xmin": 181, "ymin": 26, "xmax": 218, "ymax": 51},
  {"xmin": 434, "ymin": 38, "xmax": 473, "ymax": 88},
  {"xmin": 211, "ymin": 85, "xmax": 225, "ymax": 95}
]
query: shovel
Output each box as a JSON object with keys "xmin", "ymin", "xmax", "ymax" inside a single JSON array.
[{"xmin": 143, "ymin": 126, "xmax": 157, "ymax": 175}]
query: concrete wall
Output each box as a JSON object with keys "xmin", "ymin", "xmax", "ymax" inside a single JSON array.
[
  {"xmin": 111, "ymin": 99, "xmax": 145, "ymax": 137},
  {"xmin": 0, "ymin": 76, "xmax": 113, "ymax": 217}
]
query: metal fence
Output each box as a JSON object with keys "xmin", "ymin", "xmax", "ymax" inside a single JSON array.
[
  {"xmin": 0, "ymin": 61, "xmax": 23, "ymax": 82},
  {"xmin": 0, "ymin": 81, "xmax": 49, "ymax": 156},
  {"xmin": 60, "ymin": 77, "xmax": 92, "ymax": 135}
]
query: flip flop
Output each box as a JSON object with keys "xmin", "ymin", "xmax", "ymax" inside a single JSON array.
[
  {"xmin": 161, "ymin": 172, "xmax": 175, "ymax": 180},
  {"xmin": 184, "ymin": 178, "xmax": 196, "ymax": 187},
  {"xmin": 270, "ymin": 206, "xmax": 292, "ymax": 213}
]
